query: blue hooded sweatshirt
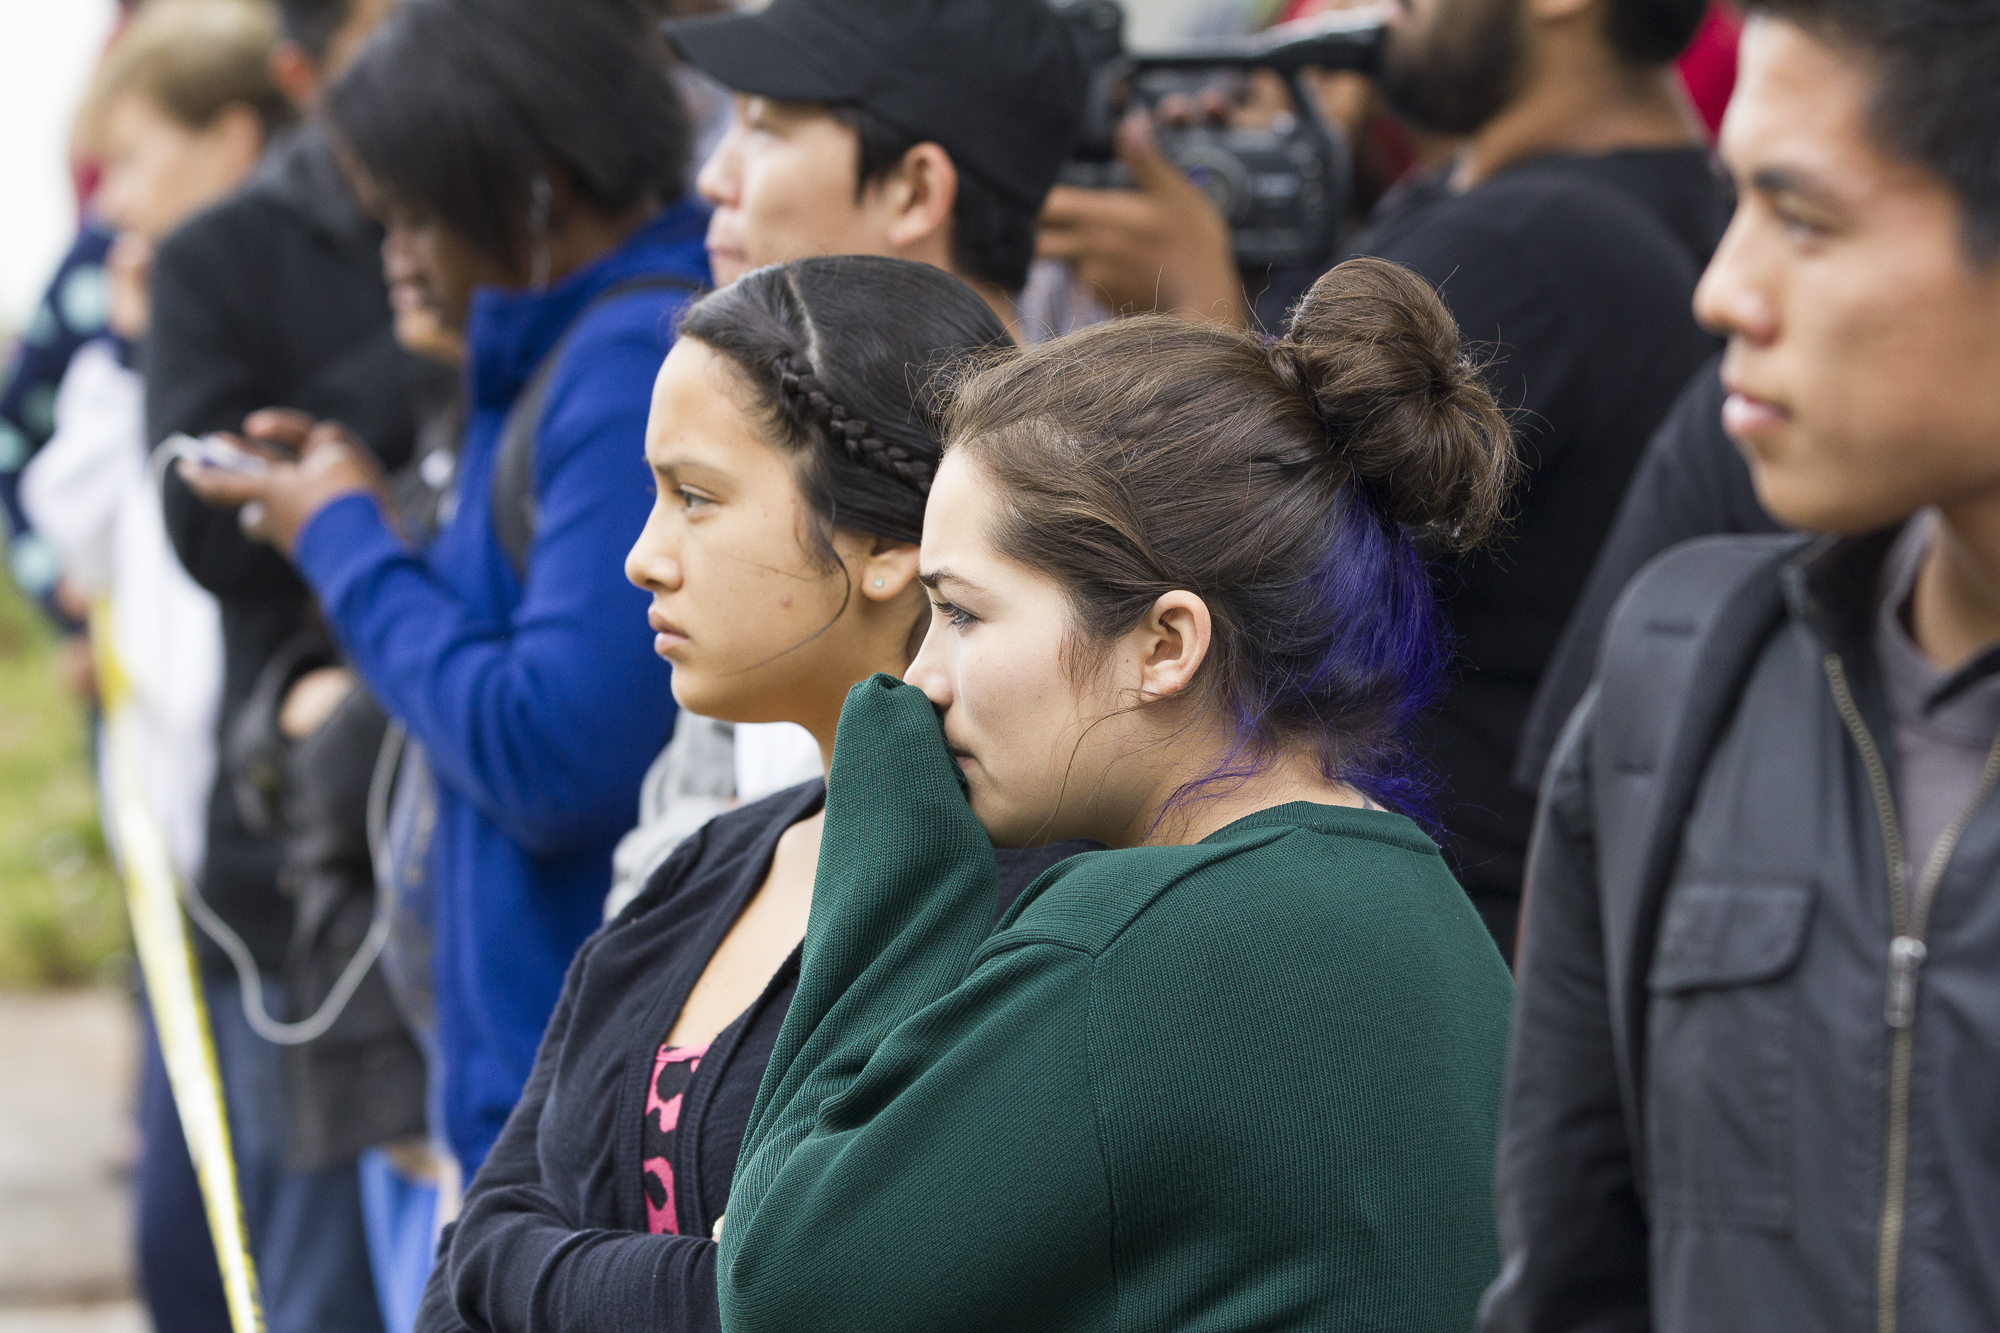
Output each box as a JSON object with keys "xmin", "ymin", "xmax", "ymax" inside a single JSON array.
[{"xmin": 293, "ymin": 202, "xmax": 707, "ymax": 1171}]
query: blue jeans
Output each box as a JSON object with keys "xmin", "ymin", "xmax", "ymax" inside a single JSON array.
[
  {"xmin": 207, "ymin": 977, "xmax": 385, "ymax": 1333},
  {"xmin": 359, "ymin": 1147, "xmax": 439, "ymax": 1333}
]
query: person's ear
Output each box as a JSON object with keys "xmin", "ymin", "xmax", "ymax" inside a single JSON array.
[
  {"xmin": 859, "ymin": 538, "xmax": 922, "ymax": 602},
  {"xmin": 268, "ymin": 40, "xmax": 322, "ymax": 111},
  {"xmin": 881, "ymin": 143, "xmax": 959, "ymax": 253},
  {"xmin": 1130, "ymin": 590, "xmax": 1211, "ymax": 701}
]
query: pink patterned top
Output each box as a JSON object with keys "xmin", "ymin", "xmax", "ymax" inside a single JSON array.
[{"xmin": 641, "ymin": 1040, "xmax": 711, "ymax": 1234}]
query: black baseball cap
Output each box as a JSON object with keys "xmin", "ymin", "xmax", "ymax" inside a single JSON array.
[{"xmin": 664, "ymin": 0, "xmax": 1087, "ymax": 214}]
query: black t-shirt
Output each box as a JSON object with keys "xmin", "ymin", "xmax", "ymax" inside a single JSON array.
[
  {"xmin": 1349, "ymin": 148, "xmax": 1722, "ymax": 928},
  {"xmin": 1512, "ymin": 354, "xmax": 1782, "ymax": 791},
  {"xmin": 419, "ymin": 780, "xmax": 1090, "ymax": 1333},
  {"xmin": 1525, "ymin": 147, "xmax": 1729, "ymax": 270}
]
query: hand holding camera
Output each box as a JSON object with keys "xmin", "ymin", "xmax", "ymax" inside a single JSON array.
[
  {"xmin": 1038, "ymin": 111, "xmax": 1247, "ymax": 325},
  {"xmin": 1036, "ymin": 0, "xmax": 1387, "ymax": 324}
]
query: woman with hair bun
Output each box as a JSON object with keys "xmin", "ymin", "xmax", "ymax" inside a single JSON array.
[{"xmin": 717, "ymin": 257, "xmax": 1519, "ymax": 1332}]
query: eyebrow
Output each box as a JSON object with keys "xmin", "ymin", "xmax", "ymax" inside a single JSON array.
[
  {"xmin": 918, "ymin": 568, "xmax": 986, "ymax": 596},
  {"xmin": 1747, "ymin": 164, "xmax": 1843, "ymax": 211},
  {"xmin": 649, "ymin": 454, "xmax": 719, "ymax": 475}
]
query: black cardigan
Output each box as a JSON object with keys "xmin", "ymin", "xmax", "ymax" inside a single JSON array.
[{"xmin": 416, "ymin": 781, "xmax": 1084, "ymax": 1333}]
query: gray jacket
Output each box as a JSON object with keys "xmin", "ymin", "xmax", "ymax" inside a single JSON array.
[{"xmin": 1481, "ymin": 531, "xmax": 2000, "ymax": 1333}]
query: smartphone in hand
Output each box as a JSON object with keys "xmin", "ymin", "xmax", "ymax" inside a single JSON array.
[{"xmin": 162, "ymin": 432, "xmax": 271, "ymax": 476}]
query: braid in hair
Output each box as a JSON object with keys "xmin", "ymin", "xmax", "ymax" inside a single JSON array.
[{"xmin": 775, "ymin": 351, "xmax": 936, "ymax": 495}]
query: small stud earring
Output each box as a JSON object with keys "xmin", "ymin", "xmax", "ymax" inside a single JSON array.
[{"xmin": 872, "ymin": 577, "xmax": 885, "ymax": 589}]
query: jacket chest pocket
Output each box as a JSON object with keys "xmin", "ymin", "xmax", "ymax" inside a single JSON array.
[{"xmin": 1645, "ymin": 881, "xmax": 1814, "ymax": 1233}]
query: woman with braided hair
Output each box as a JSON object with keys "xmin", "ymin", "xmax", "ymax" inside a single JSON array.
[{"xmin": 407, "ymin": 255, "xmax": 1087, "ymax": 1333}]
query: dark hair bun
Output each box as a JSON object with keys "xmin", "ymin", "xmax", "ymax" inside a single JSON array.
[{"xmin": 1278, "ymin": 257, "xmax": 1515, "ymax": 548}]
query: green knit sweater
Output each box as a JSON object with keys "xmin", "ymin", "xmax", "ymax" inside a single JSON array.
[{"xmin": 718, "ymin": 676, "xmax": 1512, "ymax": 1331}]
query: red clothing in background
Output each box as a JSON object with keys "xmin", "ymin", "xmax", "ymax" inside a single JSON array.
[{"xmin": 1675, "ymin": 2, "xmax": 1742, "ymax": 138}]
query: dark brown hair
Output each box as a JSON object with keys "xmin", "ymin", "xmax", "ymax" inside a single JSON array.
[
  {"xmin": 326, "ymin": 0, "xmax": 690, "ymax": 266},
  {"xmin": 829, "ymin": 104, "xmax": 1038, "ymax": 296},
  {"xmin": 679, "ymin": 255, "xmax": 1011, "ymax": 554},
  {"xmin": 945, "ymin": 256, "xmax": 1514, "ymax": 815},
  {"xmin": 1747, "ymin": 0, "xmax": 2000, "ymax": 260}
]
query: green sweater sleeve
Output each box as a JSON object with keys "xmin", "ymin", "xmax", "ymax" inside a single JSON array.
[
  {"xmin": 718, "ymin": 675, "xmax": 1113, "ymax": 1331},
  {"xmin": 727, "ymin": 675, "xmax": 997, "ymax": 1193}
]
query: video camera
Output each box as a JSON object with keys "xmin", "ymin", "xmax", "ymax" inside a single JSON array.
[{"xmin": 1057, "ymin": 0, "xmax": 1384, "ymax": 269}]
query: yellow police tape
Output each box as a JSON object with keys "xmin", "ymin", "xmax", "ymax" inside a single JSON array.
[{"xmin": 95, "ymin": 602, "xmax": 264, "ymax": 1333}]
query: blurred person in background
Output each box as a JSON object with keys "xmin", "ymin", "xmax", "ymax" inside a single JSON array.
[
  {"xmin": 0, "ymin": 0, "xmax": 148, "ymax": 685},
  {"xmin": 0, "ymin": 219, "xmax": 112, "ymax": 683},
  {"xmin": 18, "ymin": 7, "xmax": 282, "ymax": 1329},
  {"xmin": 1289, "ymin": 0, "xmax": 1737, "ymax": 189},
  {"xmin": 323, "ymin": 182, "xmax": 471, "ymax": 1333},
  {"xmin": 1487, "ymin": 1, "xmax": 1760, "ymax": 799},
  {"xmin": 1031, "ymin": 0, "xmax": 1737, "ymax": 337},
  {"xmin": 29, "ymin": 0, "xmax": 272, "ymax": 968},
  {"xmin": 180, "ymin": 0, "xmax": 705, "ymax": 1234},
  {"xmin": 1502, "ymin": 14, "xmax": 1761, "ymax": 797},
  {"xmin": 144, "ymin": 0, "xmax": 414, "ymax": 1329},
  {"xmin": 1319, "ymin": 0, "xmax": 1751, "ymax": 806},
  {"xmin": 1485, "ymin": 1, "xmax": 2000, "ymax": 1328},
  {"xmin": 1347, "ymin": 0, "xmax": 1723, "ymax": 957}
]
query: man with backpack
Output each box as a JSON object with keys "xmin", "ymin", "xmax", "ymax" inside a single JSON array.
[{"xmin": 1483, "ymin": 1, "xmax": 2000, "ymax": 1328}]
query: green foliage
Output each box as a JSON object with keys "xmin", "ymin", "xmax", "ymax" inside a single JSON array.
[{"xmin": 0, "ymin": 576, "xmax": 129, "ymax": 989}]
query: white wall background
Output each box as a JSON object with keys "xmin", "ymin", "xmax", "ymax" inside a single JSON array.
[{"xmin": 0, "ymin": 0, "xmax": 117, "ymax": 342}]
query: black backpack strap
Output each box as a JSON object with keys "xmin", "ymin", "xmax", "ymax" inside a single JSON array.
[
  {"xmin": 490, "ymin": 353, "xmax": 560, "ymax": 581},
  {"xmin": 222, "ymin": 625, "xmax": 338, "ymax": 836},
  {"xmin": 491, "ymin": 273, "xmax": 706, "ymax": 579},
  {"xmin": 1585, "ymin": 532, "xmax": 1807, "ymax": 1141}
]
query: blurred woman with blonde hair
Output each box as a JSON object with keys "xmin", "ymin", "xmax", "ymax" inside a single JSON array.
[{"xmin": 23, "ymin": 6, "xmax": 389, "ymax": 1332}]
